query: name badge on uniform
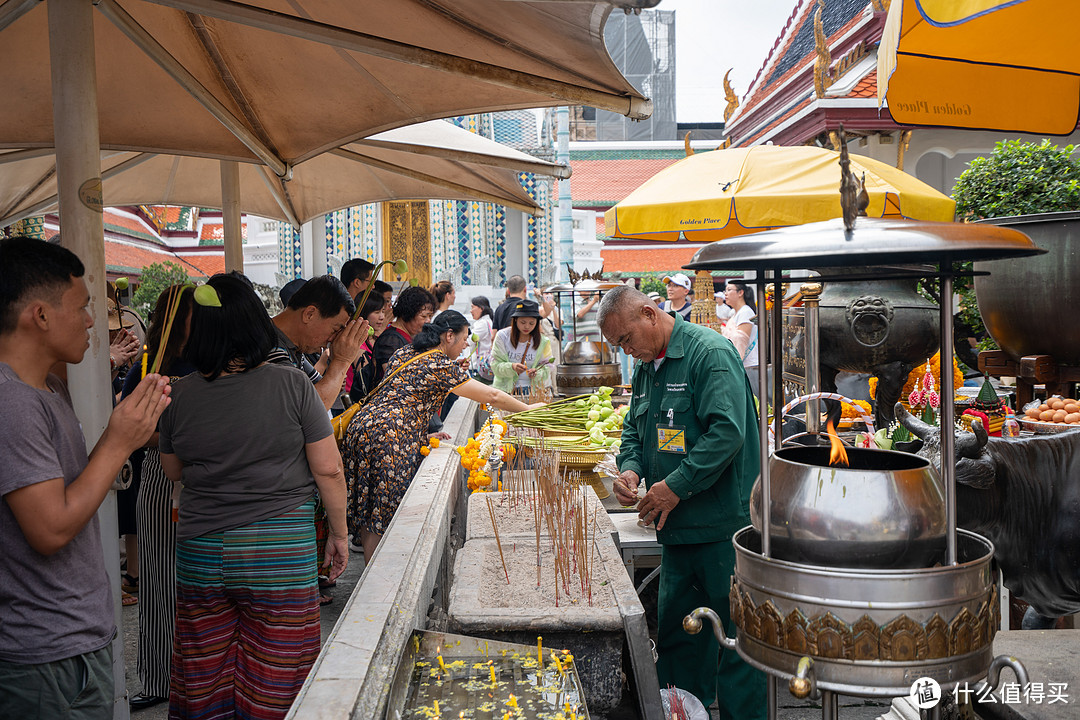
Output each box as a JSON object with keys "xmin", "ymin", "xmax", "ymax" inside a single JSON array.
[{"xmin": 657, "ymin": 425, "xmax": 687, "ymax": 453}]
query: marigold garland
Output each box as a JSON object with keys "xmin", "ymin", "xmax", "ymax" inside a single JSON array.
[
  {"xmin": 455, "ymin": 415, "xmax": 508, "ymax": 491},
  {"xmin": 840, "ymin": 399, "xmax": 872, "ymax": 420}
]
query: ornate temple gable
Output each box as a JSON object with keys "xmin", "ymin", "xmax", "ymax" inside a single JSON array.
[{"xmin": 726, "ymin": 0, "xmax": 890, "ymax": 148}]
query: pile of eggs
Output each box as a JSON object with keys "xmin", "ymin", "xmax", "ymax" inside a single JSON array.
[{"xmin": 1024, "ymin": 397, "xmax": 1080, "ymax": 425}]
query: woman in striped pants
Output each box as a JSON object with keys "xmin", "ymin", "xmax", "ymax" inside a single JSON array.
[
  {"xmin": 158, "ymin": 275, "xmax": 350, "ymax": 720},
  {"xmin": 121, "ymin": 286, "xmax": 196, "ymax": 710}
]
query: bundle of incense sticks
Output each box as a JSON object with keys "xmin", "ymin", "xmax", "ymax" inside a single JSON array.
[
  {"xmin": 485, "ymin": 429, "xmax": 601, "ymax": 604},
  {"xmin": 486, "ymin": 496, "xmax": 510, "ymax": 584},
  {"xmin": 150, "ymin": 284, "xmax": 189, "ymax": 375},
  {"xmin": 350, "ymin": 258, "xmax": 408, "ymax": 321}
]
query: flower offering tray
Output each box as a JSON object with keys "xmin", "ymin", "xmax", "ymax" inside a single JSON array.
[{"xmin": 386, "ymin": 629, "xmax": 589, "ymax": 720}]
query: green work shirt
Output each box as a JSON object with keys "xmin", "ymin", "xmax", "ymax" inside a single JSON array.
[{"xmin": 617, "ymin": 313, "xmax": 760, "ymax": 545}]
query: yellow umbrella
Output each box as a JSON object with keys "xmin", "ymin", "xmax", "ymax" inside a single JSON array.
[
  {"xmin": 604, "ymin": 145, "xmax": 955, "ymax": 242},
  {"xmin": 878, "ymin": 0, "xmax": 1080, "ymax": 135}
]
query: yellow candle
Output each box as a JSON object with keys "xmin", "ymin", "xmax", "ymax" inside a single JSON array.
[
  {"xmin": 433, "ymin": 699, "xmax": 440, "ymax": 716},
  {"xmin": 552, "ymin": 652, "xmax": 564, "ymax": 676},
  {"xmin": 141, "ymin": 345, "xmax": 148, "ymax": 378},
  {"xmin": 437, "ymin": 654, "xmax": 447, "ymax": 674},
  {"xmin": 507, "ymin": 694, "xmax": 518, "ymax": 708},
  {"xmin": 537, "ymin": 636, "xmax": 542, "ymax": 667},
  {"xmin": 489, "ymin": 664, "xmax": 497, "ymax": 684}
]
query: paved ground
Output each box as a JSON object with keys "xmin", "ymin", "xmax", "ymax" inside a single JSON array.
[{"xmin": 122, "ymin": 547, "xmax": 368, "ymax": 719}]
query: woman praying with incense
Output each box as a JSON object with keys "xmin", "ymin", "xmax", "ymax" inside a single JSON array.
[
  {"xmin": 158, "ymin": 275, "xmax": 348, "ymax": 718},
  {"xmin": 119, "ymin": 284, "xmax": 196, "ymax": 709}
]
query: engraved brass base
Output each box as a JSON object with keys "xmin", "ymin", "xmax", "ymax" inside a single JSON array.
[
  {"xmin": 556, "ymin": 363, "xmax": 623, "ymax": 396},
  {"xmin": 728, "ymin": 527, "xmax": 999, "ymax": 696}
]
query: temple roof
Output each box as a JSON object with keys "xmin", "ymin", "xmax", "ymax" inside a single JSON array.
[{"xmin": 726, "ymin": 0, "xmax": 895, "ymax": 147}]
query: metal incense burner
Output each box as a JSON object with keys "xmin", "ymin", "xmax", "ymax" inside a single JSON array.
[
  {"xmin": 544, "ymin": 275, "xmax": 624, "ymax": 396},
  {"xmin": 680, "ymin": 150, "xmax": 1044, "ymax": 719},
  {"xmin": 750, "ymin": 446, "xmax": 946, "ymax": 569}
]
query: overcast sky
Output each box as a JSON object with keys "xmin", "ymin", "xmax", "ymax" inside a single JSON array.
[{"xmin": 658, "ymin": 0, "xmax": 798, "ymax": 122}]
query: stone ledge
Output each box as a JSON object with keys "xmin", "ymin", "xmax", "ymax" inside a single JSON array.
[{"xmin": 288, "ymin": 399, "xmax": 478, "ymax": 720}]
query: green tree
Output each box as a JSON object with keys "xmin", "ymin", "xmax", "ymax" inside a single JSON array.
[
  {"xmin": 639, "ymin": 276, "xmax": 667, "ymax": 299},
  {"xmin": 951, "ymin": 140, "xmax": 1080, "ymax": 353},
  {"xmin": 131, "ymin": 261, "xmax": 192, "ymax": 324}
]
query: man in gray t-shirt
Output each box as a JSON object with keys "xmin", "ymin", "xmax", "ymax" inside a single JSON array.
[{"xmin": 0, "ymin": 238, "xmax": 170, "ymax": 718}]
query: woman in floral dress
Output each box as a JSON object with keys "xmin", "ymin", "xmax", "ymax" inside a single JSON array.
[{"xmin": 344, "ymin": 310, "xmax": 540, "ymax": 559}]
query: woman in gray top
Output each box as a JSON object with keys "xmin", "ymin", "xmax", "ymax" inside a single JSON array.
[{"xmin": 158, "ymin": 274, "xmax": 348, "ymax": 719}]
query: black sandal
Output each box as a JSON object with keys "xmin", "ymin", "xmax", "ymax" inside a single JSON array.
[{"xmin": 122, "ymin": 573, "xmax": 139, "ymax": 594}]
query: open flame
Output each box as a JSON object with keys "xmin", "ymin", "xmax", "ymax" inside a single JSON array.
[{"xmin": 827, "ymin": 418, "xmax": 849, "ymax": 467}]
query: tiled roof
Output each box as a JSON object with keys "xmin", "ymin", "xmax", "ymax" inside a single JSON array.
[
  {"xmin": 570, "ymin": 148, "xmax": 687, "ymax": 161},
  {"xmin": 177, "ymin": 252, "xmax": 226, "ymax": 277},
  {"xmin": 198, "ymin": 222, "xmax": 243, "ymax": 245},
  {"xmin": 600, "ymin": 244, "xmax": 703, "ymax": 274},
  {"xmin": 103, "ymin": 211, "xmax": 163, "ymax": 244},
  {"xmin": 104, "ymin": 239, "xmax": 222, "ymax": 279},
  {"xmin": 569, "ymin": 157, "xmax": 684, "ymax": 208},
  {"xmin": 843, "ymin": 69, "xmax": 877, "ymax": 98},
  {"xmin": 735, "ymin": 0, "xmax": 871, "ymax": 123},
  {"xmin": 763, "ymin": 0, "xmax": 868, "ymax": 90}
]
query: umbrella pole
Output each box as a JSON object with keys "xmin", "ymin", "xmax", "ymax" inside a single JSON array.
[
  {"xmin": 221, "ymin": 160, "xmax": 244, "ymax": 273},
  {"xmin": 47, "ymin": 1, "xmax": 130, "ymax": 718}
]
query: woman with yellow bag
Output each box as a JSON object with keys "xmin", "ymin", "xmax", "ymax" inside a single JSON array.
[{"xmin": 343, "ymin": 310, "xmax": 541, "ymax": 559}]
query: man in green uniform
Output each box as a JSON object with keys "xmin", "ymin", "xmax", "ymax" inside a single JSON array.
[{"xmin": 598, "ymin": 286, "xmax": 765, "ymax": 719}]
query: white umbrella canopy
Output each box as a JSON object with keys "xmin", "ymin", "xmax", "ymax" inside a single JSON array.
[
  {"xmin": 0, "ymin": 0, "xmax": 653, "ymax": 171},
  {"xmin": 0, "ymin": 121, "xmax": 568, "ymax": 226}
]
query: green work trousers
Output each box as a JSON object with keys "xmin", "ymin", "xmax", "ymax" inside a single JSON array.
[{"xmin": 657, "ymin": 540, "xmax": 766, "ymax": 720}]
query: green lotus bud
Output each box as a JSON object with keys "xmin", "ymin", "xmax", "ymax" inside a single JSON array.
[
  {"xmin": 368, "ymin": 326, "xmax": 375, "ymax": 337},
  {"xmin": 393, "ymin": 259, "xmax": 409, "ymax": 275},
  {"xmin": 471, "ymin": 333, "xmax": 479, "ymax": 342},
  {"xmin": 114, "ymin": 277, "xmax": 129, "ymax": 291},
  {"xmin": 193, "ymin": 284, "xmax": 221, "ymax": 307},
  {"xmin": 409, "ymin": 278, "xmax": 419, "ymax": 287}
]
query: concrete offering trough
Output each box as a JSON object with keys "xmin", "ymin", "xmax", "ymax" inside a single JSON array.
[{"xmin": 448, "ymin": 530, "xmax": 644, "ymax": 713}]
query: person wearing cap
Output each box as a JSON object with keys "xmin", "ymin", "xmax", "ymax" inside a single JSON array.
[
  {"xmin": 490, "ymin": 299, "xmax": 553, "ymax": 395},
  {"xmin": 661, "ymin": 273, "xmax": 693, "ymax": 321},
  {"xmin": 278, "ymin": 277, "xmax": 307, "ymax": 308}
]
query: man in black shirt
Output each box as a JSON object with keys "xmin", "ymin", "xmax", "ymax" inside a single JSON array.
[{"xmin": 492, "ymin": 275, "xmax": 528, "ymax": 330}]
